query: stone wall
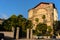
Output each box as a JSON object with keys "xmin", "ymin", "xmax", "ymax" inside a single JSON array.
[{"xmin": 0, "ymin": 31, "xmax": 14, "ymax": 38}]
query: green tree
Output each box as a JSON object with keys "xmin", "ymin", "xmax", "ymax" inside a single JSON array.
[
  {"xmin": 47, "ymin": 26, "xmax": 52, "ymax": 36},
  {"xmin": 8, "ymin": 14, "xmax": 17, "ymax": 27},
  {"xmin": 54, "ymin": 21, "xmax": 60, "ymax": 35},
  {"xmin": 2, "ymin": 14, "xmax": 33, "ymax": 38},
  {"xmin": 2, "ymin": 14, "xmax": 17, "ymax": 31},
  {"xmin": 17, "ymin": 14, "xmax": 28, "ymax": 38},
  {"xmin": 35, "ymin": 23, "xmax": 47, "ymax": 36},
  {"xmin": 2, "ymin": 20, "xmax": 12, "ymax": 31},
  {"xmin": 26, "ymin": 20, "xmax": 33, "ymax": 29},
  {"xmin": 17, "ymin": 14, "xmax": 24, "ymax": 27}
]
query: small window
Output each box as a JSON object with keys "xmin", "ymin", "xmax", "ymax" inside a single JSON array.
[{"xmin": 42, "ymin": 15, "xmax": 46, "ymax": 19}]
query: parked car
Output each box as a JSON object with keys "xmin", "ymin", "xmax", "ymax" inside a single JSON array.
[{"xmin": 0, "ymin": 33, "xmax": 4, "ymax": 40}]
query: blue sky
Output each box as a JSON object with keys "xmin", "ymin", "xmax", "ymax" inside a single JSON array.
[{"xmin": 0, "ymin": 0, "xmax": 60, "ymax": 20}]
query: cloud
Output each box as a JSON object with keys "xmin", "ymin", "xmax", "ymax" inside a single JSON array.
[{"xmin": 0, "ymin": 13, "xmax": 8, "ymax": 19}]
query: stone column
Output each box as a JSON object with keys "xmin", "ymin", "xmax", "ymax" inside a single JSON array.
[
  {"xmin": 16, "ymin": 27, "xmax": 19, "ymax": 40},
  {"xmin": 12, "ymin": 27, "xmax": 15, "ymax": 38},
  {"xmin": 30, "ymin": 29, "xmax": 33, "ymax": 39},
  {"xmin": 58, "ymin": 33, "xmax": 59, "ymax": 36},
  {"xmin": 12, "ymin": 27, "xmax": 14, "ymax": 31},
  {"xmin": 27, "ymin": 29, "xmax": 29, "ymax": 39}
]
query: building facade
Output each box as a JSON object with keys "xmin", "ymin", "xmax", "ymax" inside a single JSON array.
[
  {"xmin": 54, "ymin": 8, "xmax": 58, "ymax": 21},
  {"xmin": 28, "ymin": 2, "xmax": 58, "ymax": 30}
]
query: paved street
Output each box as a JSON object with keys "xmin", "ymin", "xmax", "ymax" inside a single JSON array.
[
  {"xmin": 1, "ymin": 36, "xmax": 60, "ymax": 40},
  {"xmin": 1, "ymin": 38, "xmax": 60, "ymax": 40},
  {"xmin": 0, "ymin": 36, "xmax": 60, "ymax": 40}
]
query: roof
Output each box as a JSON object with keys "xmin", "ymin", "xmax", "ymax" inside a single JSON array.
[
  {"xmin": 34, "ymin": 2, "xmax": 56, "ymax": 8},
  {"xmin": 28, "ymin": 2, "xmax": 56, "ymax": 12}
]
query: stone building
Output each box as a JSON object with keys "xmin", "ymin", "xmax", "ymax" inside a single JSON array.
[
  {"xmin": 28, "ymin": 2, "xmax": 58, "ymax": 30},
  {"xmin": 54, "ymin": 8, "xmax": 58, "ymax": 21},
  {"xmin": 0, "ymin": 18, "xmax": 4, "ymax": 25}
]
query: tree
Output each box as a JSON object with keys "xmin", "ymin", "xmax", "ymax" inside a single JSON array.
[
  {"xmin": 21, "ymin": 18, "xmax": 27, "ymax": 30},
  {"xmin": 17, "ymin": 14, "xmax": 26, "ymax": 38},
  {"xmin": 2, "ymin": 14, "xmax": 33, "ymax": 38},
  {"xmin": 2, "ymin": 20, "xmax": 12, "ymax": 31},
  {"xmin": 47, "ymin": 26, "xmax": 52, "ymax": 36},
  {"xmin": 26, "ymin": 20, "xmax": 33, "ymax": 29},
  {"xmin": 2, "ymin": 14, "xmax": 17, "ymax": 31},
  {"xmin": 55, "ymin": 21, "xmax": 60, "ymax": 31},
  {"xmin": 35, "ymin": 23, "xmax": 47, "ymax": 36},
  {"xmin": 53, "ymin": 21, "xmax": 58, "ymax": 35},
  {"xmin": 8, "ymin": 14, "xmax": 17, "ymax": 27},
  {"xmin": 17, "ymin": 15, "xmax": 24, "ymax": 27},
  {"xmin": 54, "ymin": 21, "xmax": 60, "ymax": 35}
]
